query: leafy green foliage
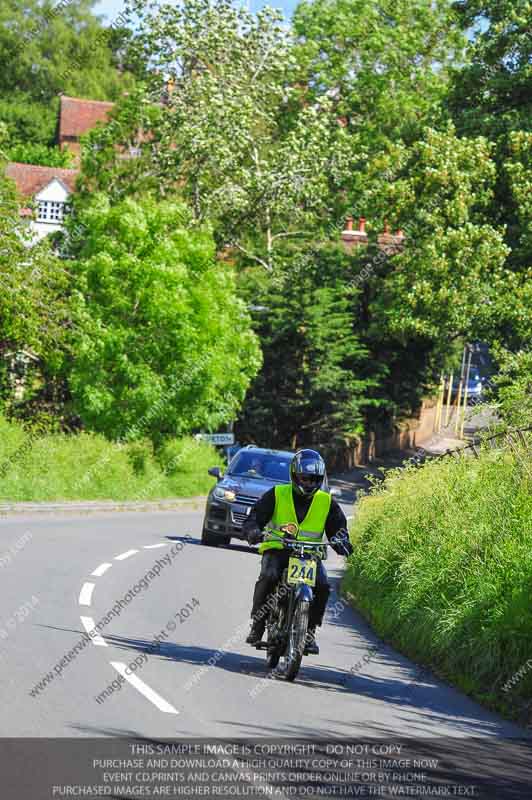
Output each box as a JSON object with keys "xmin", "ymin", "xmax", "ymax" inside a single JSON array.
[
  {"xmin": 8, "ymin": 142, "xmax": 74, "ymax": 167},
  {"xmin": 344, "ymin": 439, "xmax": 532, "ymax": 719},
  {"xmin": 0, "ymin": 94, "xmax": 57, "ymax": 148},
  {"xmin": 237, "ymin": 244, "xmax": 379, "ymax": 447},
  {"xmin": 294, "ymin": 0, "xmax": 464, "ymax": 146},
  {"xmin": 81, "ymin": 0, "xmax": 340, "ymax": 269},
  {"xmin": 0, "ymin": 163, "xmax": 71, "ymax": 418},
  {"xmin": 491, "ymin": 347, "xmax": 532, "ymax": 428},
  {"xmin": 1, "ymin": 0, "xmax": 530, "ymax": 449},
  {"xmin": 299, "ymin": 125, "xmax": 511, "ymax": 421},
  {"xmin": 292, "ymin": 0, "xmax": 466, "ymax": 231},
  {"xmin": 78, "ymin": 0, "xmax": 502, "ymax": 434},
  {"xmin": 359, "ymin": 125, "xmax": 510, "ymax": 344},
  {"xmin": 65, "ymin": 194, "xmax": 262, "ymax": 442},
  {"xmin": 499, "ymin": 131, "xmax": 532, "ymax": 344},
  {"xmin": 78, "ymin": 88, "xmax": 166, "ymax": 202},
  {"xmin": 447, "ymin": 2, "xmax": 532, "ymax": 351},
  {"xmin": 449, "ymin": 0, "xmax": 532, "ymax": 140}
]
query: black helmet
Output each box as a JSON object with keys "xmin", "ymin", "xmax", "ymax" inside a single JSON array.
[{"xmin": 290, "ymin": 449, "xmax": 326, "ymax": 497}]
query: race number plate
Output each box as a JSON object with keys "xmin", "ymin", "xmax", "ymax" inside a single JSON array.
[{"xmin": 287, "ymin": 557, "xmax": 317, "ymax": 587}]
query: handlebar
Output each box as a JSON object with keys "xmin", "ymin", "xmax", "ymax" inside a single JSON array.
[
  {"xmin": 262, "ymin": 530, "xmax": 343, "ymax": 548},
  {"xmin": 261, "ymin": 528, "xmax": 351, "ymax": 556}
]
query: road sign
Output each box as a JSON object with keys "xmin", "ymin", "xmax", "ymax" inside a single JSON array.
[{"xmin": 195, "ymin": 432, "xmax": 235, "ymax": 445}]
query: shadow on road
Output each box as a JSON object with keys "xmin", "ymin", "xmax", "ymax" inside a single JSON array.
[
  {"xmin": 98, "ymin": 631, "xmax": 366, "ymax": 694},
  {"xmin": 91, "ymin": 628, "xmax": 526, "ymax": 741},
  {"xmin": 165, "ymin": 534, "xmax": 258, "ymax": 556}
]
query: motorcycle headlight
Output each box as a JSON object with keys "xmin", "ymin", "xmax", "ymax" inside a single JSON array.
[{"xmin": 213, "ymin": 487, "xmax": 236, "ymax": 501}]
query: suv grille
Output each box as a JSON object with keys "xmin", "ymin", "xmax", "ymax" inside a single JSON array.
[
  {"xmin": 235, "ymin": 493, "xmax": 257, "ymax": 505},
  {"xmin": 231, "ymin": 510, "xmax": 248, "ymax": 527}
]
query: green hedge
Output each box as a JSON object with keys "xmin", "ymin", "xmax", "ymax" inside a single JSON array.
[
  {"xmin": 0, "ymin": 416, "xmax": 220, "ymax": 501},
  {"xmin": 343, "ymin": 441, "xmax": 532, "ymax": 721}
]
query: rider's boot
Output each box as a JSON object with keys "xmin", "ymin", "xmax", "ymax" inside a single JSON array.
[
  {"xmin": 246, "ymin": 617, "xmax": 266, "ymax": 645},
  {"xmin": 304, "ymin": 625, "xmax": 319, "ymax": 655}
]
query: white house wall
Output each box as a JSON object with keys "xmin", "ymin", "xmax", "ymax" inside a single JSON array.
[
  {"xmin": 35, "ymin": 178, "xmax": 70, "ymax": 204},
  {"xmin": 31, "ymin": 178, "xmax": 71, "ymax": 241}
]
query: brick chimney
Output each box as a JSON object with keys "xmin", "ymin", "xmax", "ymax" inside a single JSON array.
[
  {"xmin": 377, "ymin": 221, "xmax": 406, "ymax": 255},
  {"xmin": 341, "ymin": 216, "xmax": 368, "ymax": 250}
]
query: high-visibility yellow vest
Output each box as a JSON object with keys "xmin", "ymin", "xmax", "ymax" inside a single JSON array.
[{"xmin": 259, "ymin": 483, "xmax": 331, "ymax": 554}]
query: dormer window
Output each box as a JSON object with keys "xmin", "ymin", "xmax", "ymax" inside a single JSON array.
[{"xmin": 37, "ymin": 200, "xmax": 69, "ymax": 223}]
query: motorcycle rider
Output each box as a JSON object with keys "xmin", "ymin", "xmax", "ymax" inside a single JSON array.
[{"xmin": 243, "ymin": 449, "xmax": 353, "ymax": 655}]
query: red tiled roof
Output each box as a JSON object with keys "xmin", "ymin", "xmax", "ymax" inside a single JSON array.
[
  {"xmin": 5, "ymin": 162, "xmax": 79, "ymax": 198},
  {"xmin": 59, "ymin": 95, "xmax": 115, "ymax": 140}
]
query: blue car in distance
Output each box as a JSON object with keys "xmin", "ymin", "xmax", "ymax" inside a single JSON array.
[{"xmin": 452, "ymin": 371, "xmax": 488, "ymax": 404}]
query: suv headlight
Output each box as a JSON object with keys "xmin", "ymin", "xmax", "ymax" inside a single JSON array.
[{"xmin": 213, "ymin": 487, "xmax": 236, "ymax": 501}]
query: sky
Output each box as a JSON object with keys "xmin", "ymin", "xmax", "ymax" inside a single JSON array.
[{"xmin": 94, "ymin": 0, "xmax": 298, "ymax": 23}]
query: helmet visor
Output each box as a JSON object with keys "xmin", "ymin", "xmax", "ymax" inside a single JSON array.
[{"xmin": 297, "ymin": 474, "xmax": 322, "ymax": 491}]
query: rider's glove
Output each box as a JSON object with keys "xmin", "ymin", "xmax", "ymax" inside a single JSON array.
[
  {"xmin": 331, "ymin": 529, "xmax": 353, "ymax": 556},
  {"xmin": 247, "ymin": 526, "xmax": 264, "ymax": 545}
]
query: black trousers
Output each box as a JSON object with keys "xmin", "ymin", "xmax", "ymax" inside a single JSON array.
[{"xmin": 251, "ymin": 550, "xmax": 331, "ymax": 628}]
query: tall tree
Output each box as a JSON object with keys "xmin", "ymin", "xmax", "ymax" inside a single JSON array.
[
  {"xmin": 448, "ymin": 1, "xmax": 532, "ymax": 349},
  {"xmin": 291, "ymin": 0, "xmax": 466, "ymax": 227},
  {"xmin": 236, "ymin": 243, "xmax": 378, "ymax": 448},
  {"xmin": 293, "ymin": 0, "xmax": 464, "ymax": 143},
  {"xmin": 80, "ymin": 0, "xmax": 341, "ymax": 270},
  {"xmin": 340, "ymin": 124, "xmax": 514, "ymax": 417},
  {"xmin": 449, "ymin": 0, "xmax": 532, "ymax": 140},
  {"xmin": 63, "ymin": 194, "xmax": 262, "ymax": 442}
]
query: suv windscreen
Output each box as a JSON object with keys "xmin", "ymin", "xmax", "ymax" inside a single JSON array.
[{"xmin": 227, "ymin": 452, "xmax": 291, "ymax": 481}]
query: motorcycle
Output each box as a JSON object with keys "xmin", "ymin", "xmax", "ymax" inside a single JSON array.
[{"xmin": 253, "ymin": 524, "xmax": 347, "ymax": 682}]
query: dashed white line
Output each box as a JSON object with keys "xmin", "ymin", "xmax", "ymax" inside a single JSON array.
[
  {"xmin": 79, "ymin": 582, "xmax": 95, "ymax": 606},
  {"xmin": 80, "ymin": 616, "xmax": 107, "ymax": 647},
  {"xmin": 91, "ymin": 562, "xmax": 112, "ymax": 577},
  {"xmin": 80, "ymin": 541, "xmax": 186, "ymax": 716},
  {"xmin": 115, "ymin": 549, "xmax": 138, "ymax": 561},
  {"xmin": 110, "ymin": 661, "xmax": 179, "ymax": 714}
]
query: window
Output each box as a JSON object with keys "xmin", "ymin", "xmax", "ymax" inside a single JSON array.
[
  {"xmin": 227, "ymin": 451, "xmax": 291, "ymax": 481},
  {"xmin": 37, "ymin": 201, "xmax": 68, "ymax": 223}
]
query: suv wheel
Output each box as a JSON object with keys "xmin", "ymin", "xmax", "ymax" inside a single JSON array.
[{"xmin": 201, "ymin": 524, "xmax": 220, "ymax": 547}]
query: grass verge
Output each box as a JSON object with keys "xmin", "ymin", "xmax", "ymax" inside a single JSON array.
[
  {"xmin": 0, "ymin": 415, "xmax": 221, "ymax": 502},
  {"xmin": 343, "ymin": 439, "xmax": 532, "ymax": 724}
]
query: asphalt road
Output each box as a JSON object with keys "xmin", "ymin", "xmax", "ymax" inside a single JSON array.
[{"xmin": 1, "ymin": 505, "xmax": 531, "ymax": 797}]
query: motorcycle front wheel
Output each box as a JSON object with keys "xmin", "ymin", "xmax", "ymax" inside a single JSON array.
[
  {"xmin": 266, "ymin": 646, "xmax": 281, "ymax": 670},
  {"xmin": 266, "ymin": 604, "xmax": 285, "ymax": 669},
  {"xmin": 283, "ymin": 600, "xmax": 309, "ymax": 682}
]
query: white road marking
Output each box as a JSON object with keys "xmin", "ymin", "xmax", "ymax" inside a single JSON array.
[
  {"xmin": 91, "ymin": 562, "xmax": 112, "ymax": 577},
  {"xmin": 79, "ymin": 582, "xmax": 95, "ymax": 606},
  {"xmin": 143, "ymin": 543, "xmax": 167, "ymax": 549},
  {"xmin": 115, "ymin": 549, "xmax": 138, "ymax": 561},
  {"xmin": 80, "ymin": 616, "xmax": 107, "ymax": 647},
  {"xmin": 110, "ymin": 661, "xmax": 179, "ymax": 714}
]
